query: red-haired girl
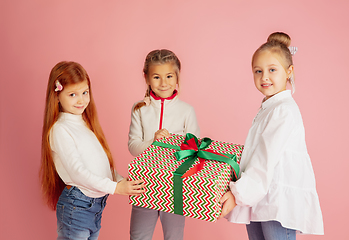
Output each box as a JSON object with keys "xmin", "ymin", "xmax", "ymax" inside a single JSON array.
[{"xmin": 40, "ymin": 61, "xmax": 144, "ymax": 239}]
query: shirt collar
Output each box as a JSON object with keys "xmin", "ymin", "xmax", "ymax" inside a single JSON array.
[
  {"xmin": 150, "ymin": 90, "xmax": 178, "ymax": 101},
  {"xmin": 261, "ymin": 90, "xmax": 292, "ymax": 110}
]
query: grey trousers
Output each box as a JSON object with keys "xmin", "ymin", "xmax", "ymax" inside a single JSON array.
[{"xmin": 130, "ymin": 205, "xmax": 185, "ymax": 240}]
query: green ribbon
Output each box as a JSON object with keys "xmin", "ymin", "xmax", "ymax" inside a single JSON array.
[{"xmin": 153, "ymin": 133, "xmax": 240, "ymax": 215}]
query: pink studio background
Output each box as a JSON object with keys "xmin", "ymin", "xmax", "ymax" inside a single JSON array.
[{"xmin": 1, "ymin": 0, "xmax": 348, "ymax": 239}]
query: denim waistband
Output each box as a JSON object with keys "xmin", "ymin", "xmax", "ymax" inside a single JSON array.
[{"xmin": 64, "ymin": 186, "xmax": 109, "ymax": 204}]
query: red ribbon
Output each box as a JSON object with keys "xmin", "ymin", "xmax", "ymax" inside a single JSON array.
[{"xmin": 179, "ymin": 137, "xmax": 228, "ymax": 178}]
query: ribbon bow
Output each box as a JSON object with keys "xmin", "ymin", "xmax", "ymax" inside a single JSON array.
[
  {"xmin": 173, "ymin": 133, "xmax": 239, "ymax": 179},
  {"xmin": 153, "ymin": 133, "xmax": 240, "ymax": 215}
]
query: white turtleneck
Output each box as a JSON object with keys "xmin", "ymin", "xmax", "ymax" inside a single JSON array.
[{"xmin": 50, "ymin": 112, "xmax": 122, "ymax": 198}]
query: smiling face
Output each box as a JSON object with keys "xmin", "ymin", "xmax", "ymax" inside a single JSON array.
[
  {"xmin": 146, "ymin": 63, "xmax": 178, "ymax": 98},
  {"xmin": 58, "ymin": 80, "xmax": 90, "ymax": 115},
  {"xmin": 252, "ymin": 50, "xmax": 293, "ymax": 100}
]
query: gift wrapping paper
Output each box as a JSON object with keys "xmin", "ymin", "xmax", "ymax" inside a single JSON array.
[{"xmin": 128, "ymin": 134, "xmax": 243, "ymax": 222}]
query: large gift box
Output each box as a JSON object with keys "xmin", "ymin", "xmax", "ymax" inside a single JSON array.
[{"xmin": 128, "ymin": 133, "xmax": 243, "ymax": 222}]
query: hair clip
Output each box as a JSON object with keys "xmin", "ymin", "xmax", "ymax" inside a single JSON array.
[
  {"xmin": 143, "ymin": 96, "xmax": 151, "ymax": 106},
  {"xmin": 288, "ymin": 46, "xmax": 298, "ymax": 56},
  {"xmin": 55, "ymin": 80, "xmax": 63, "ymax": 92}
]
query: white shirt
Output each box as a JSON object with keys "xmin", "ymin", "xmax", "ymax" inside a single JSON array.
[
  {"xmin": 128, "ymin": 94, "xmax": 200, "ymax": 156},
  {"xmin": 226, "ymin": 90, "xmax": 324, "ymax": 235},
  {"xmin": 50, "ymin": 112, "xmax": 122, "ymax": 198}
]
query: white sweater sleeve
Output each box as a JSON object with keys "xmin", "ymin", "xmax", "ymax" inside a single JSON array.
[
  {"xmin": 51, "ymin": 126, "xmax": 117, "ymax": 195},
  {"xmin": 184, "ymin": 106, "xmax": 200, "ymax": 137},
  {"xmin": 128, "ymin": 106, "xmax": 153, "ymax": 157},
  {"xmin": 230, "ymin": 105, "xmax": 295, "ymax": 206}
]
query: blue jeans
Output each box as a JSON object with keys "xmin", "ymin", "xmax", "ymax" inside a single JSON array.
[
  {"xmin": 56, "ymin": 186, "xmax": 108, "ymax": 240},
  {"xmin": 246, "ymin": 221, "xmax": 296, "ymax": 240}
]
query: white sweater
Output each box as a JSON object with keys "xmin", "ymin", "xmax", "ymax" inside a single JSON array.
[
  {"xmin": 50, "ymin": 112, "xmax": 122, "ymax": 198},
  {"xmin": 128, "ymin": 93, "xmax": 200, "ymax": 156},
  {"xmin": 226, "ymin": 90, "xmax": 324, "ymax": 235}
]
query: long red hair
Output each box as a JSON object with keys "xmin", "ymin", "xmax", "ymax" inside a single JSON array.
[{"xmin": 40, "ymin": 61, "xmax": 116, "ymax": 210}]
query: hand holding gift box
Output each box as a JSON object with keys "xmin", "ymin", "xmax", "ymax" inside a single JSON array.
[{"xmin": 128, "ymin": 133, "xmax": 243, "ymax": 222}]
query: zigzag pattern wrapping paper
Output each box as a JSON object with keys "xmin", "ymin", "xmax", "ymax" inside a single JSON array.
[{"xmin": 128, "ymin": 134, "xmax": 243, "ymax": 222}]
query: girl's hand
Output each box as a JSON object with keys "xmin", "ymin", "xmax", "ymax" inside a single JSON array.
[
  {"xmin": 114, "ymin": 178, "xmax": 145, "ymax": 196},
  {"xmin": 218, "ymin": 191, "xmax": 236, "ymax": 219},
  {"xmin": 154, "ymin": 128, "xmax": 170, "ymax": 142}
]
